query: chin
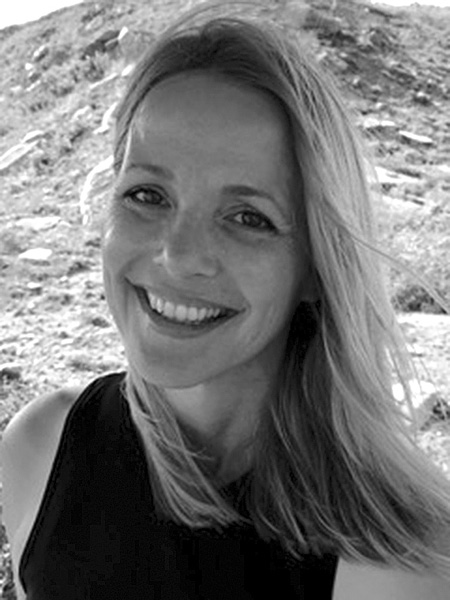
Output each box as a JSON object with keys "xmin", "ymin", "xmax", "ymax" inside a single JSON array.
[{"xmin": 129, "ymin": 353, "xmax": 214, "ymax": 390}]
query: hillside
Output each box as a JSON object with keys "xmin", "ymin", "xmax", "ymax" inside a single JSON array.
[{"xmin": 0, "ymin": 0, "xmax": 450, "ymax": 597}]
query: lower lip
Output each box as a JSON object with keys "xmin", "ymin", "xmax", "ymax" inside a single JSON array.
[{"xmin": 135, "ymin": 287, "xmax": 240, "ymax": 339}]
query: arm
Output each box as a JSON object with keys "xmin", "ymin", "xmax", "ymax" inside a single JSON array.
[
  {"xmin": 333, "ymin": 557, "xmax": 450, "ymax": 600},
  {"xmin": 1, "ymin": 387, "xmax": 82, "ymax": 600}
]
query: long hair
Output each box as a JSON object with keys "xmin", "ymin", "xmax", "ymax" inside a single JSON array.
[{"xmin": 111, "ymin": 4, "xmax": 450, "ymax": 577}]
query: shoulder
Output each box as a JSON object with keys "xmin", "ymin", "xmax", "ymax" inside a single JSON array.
[
  {"xmin": 333, "ymin": 557, "xmax": 450, "ymax": 600},
  {"xmin": 1, "ymin": 386, "xmax": 83, "ymax": 586},
  {"xmin": 1, "ymin": 385, "xmax": 83, "ymax": 481}
]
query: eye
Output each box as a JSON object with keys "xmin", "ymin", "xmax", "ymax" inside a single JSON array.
[
  {"xmin": 123, "ymin": 186, "xmax": 168, "ymax": 207},
  {"xmin": 228, "ymin": 210, "xmax": 276, "ymax": 232}
]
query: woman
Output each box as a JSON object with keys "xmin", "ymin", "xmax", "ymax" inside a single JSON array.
[{"xmin": 2, "ymin": 5, "xmax": 450, "ymax": 599}]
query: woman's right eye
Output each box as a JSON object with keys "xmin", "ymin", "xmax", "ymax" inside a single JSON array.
[{"xmin": 123, "ymin": 186, "xmax": 168, "ymax": 207}]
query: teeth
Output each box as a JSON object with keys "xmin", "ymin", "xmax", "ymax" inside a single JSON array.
[
  {"xmin": 175, "ymin": 305, "xmax": 187, "ymax": 321},
  {"xmin": 164, "ymin": 302, "xmax": 175, "ymax": 319},
  {"xmin": 187, "ymin": 307, "xmax": 197, "ymax": 321},
  {"xmin": 146, "ymin": 292, "xmax": 227, "ymax": 324}
]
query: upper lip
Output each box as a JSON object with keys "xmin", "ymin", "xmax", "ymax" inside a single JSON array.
[{"xmin": 131, "ymin": 282, "xmax": 242, "ymax": 313}]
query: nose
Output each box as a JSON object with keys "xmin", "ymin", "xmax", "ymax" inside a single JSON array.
[{"xmin": 152, "ymin": 214, "xmax": 220, "ymax": 279}]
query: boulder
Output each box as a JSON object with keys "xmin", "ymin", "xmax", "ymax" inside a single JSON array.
[
  {"xmin": 0, "ymin": 141, "xmax": 39, "ymax": 175},
  {"xmin": 118, "ymin": 26, "xmax": 149, "ymax": 63},
  {"xmin": 94, "ymin": 101, "xmax": 118, "ymax": 134},
  {"xmin": 79, "ymin": 155, "xmax": 114, "ymax": 225},
  {"xmin": 15, "ymin": 216, "xmax": 61, "ymax": 231},
  {"xmin": 22, "ymin": 130, "xmax": 46, "ymax": 144},
  {"xmin": 399, "ymin": 131, "xmax": 434, "ymax": 146},
  {"xmin": 18, "ymin": 248, "xmax": 52, "ymax": 263},
  {"xmin": 82, "ymin": 30, "xmax": 121, "ymax": 58},
  {"xmin": 0, "ymin": 363, "xmax": 22, "ymax": 381},
  {"xmin": 121, "ymin": 64, "xmax": 135, "ymax": 78},
  {"xmin": 373, "ymin": 166, "xmax": 420, "ymax": 189},
  {"xmin": 361, "ymin": 117, "xmax": 397, "ymax": 134},
  {"xmin": 32, "ymin": 43, "xmax": 50, "ymax": 62},
  {"xmin": 71, "ymin": 106, "xmax": 92, "ymax": 123}
]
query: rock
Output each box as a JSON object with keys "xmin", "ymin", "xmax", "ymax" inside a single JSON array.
[
  {"xmin": 373, "ymin": 166, "xmax": 419, "ymax": 188},
  {"xmin": 79, "ymin": 155, "xmax": 114, "ymax": 225},
  {"xmin": 118, "ymin": 27, "xmax": 148, "ymax": 63},
  {"xmin": 48, "ymin": 46, "xmax": 71, "ymax": 68},
  {"xmin": 0, "ymin": 141, "xmax": 39, "ymax": 175},
  {"xmin": 82, "ymin": 30, "xmax": 121, "ymax": 59},
  {"xmin": 71, "ymin": 106, "xmax": 92, "ymax": 123},
  {"xmin": 121, "ymin": 64, "xmax": 135, "ymax": 78},
  {"xmin": 26, "ymin": 282, "xmax": 43, "ymax": 292},
  {"xmin": 326, "ymin": 53, "xmax": 349, "ymax": 72},
  {"xmin": 377, "ymin": 194, "xmax": 426, "ymax": 221},
  {"xmin": 18, "ymin": 248, "xmax": 52, "ymax": 263},
  {"xmin": 90, "ymin": 315, "xmax": 111, "ymax": 328},
  {"xmin": 361, "ymin": 117, "xmax": 397, "ymax": 134},
  {"xmin": 67, "ymin": 259, "xmax": 91, "ymax": 275},
  {"xmin": 413, "ymin": 91, "xmax": 432, "ymax": 105},
  {"xmin": 22, "ymin": 130, "xmax": 46, "ymax": 144},
  {"xmin": 94, "ymin": 101, "xmax": 118, "ymax": 134},
  {"xmin": 368, "ymin": 84, "xmax": 383, "ymax": 98},
  {"xmin": 15, "ymin": 216, "xmax": 61, "ymax": 231},
  {"xmin": 84, "ymin": 15, "xmax": 105, "ymax": 33},
  {"xmin": 398, "ymin": 131, "xmax": 433, "ymax": 146},
  {"xmin": 0, "ymin": 363, "xmax": 22, "ymax": 381},
  {"xmin": 26, "ymin": 81, "xmax": 40, "ymax": 93},
  {"xmin": 367, "ymin": 26, "xmax": 397, "ymax": 52},
  {"xmin": 25, "ymin": 66, "xmax": 40, "ymax": 84},
  {"xmin": 393, "ymin": 380, "xmax": 439, "ymax": 428},
  {"xmin": 32, "ymin": 149, "xmax": 52, "ymax": 173},
  {"xmin": 434, "ymin": 164, "xmax": 450, "ymax": 178},
  {"xmin": 32, "ymin": 43, "xmax": 50, "ymax": 62},
  {"xmin": 303, "ymin": 8, "xmax": 343, "ymax": 36},
  {"xmin": 67, "ymin": 353, "xmax": 96, "ymax": 372},
  {"xmin": 89, "ymin": 72, "xmax": 118, "ymax": 90}
]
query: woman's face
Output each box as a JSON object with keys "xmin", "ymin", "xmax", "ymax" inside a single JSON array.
[{"xmin": 103, "ymin": 72, "xmax": 314, "ymax": 388}]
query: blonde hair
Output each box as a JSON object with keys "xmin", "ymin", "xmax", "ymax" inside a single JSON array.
[{"xmin": 112, "ymin": 4, "xmax": 450, "ymax": 577}]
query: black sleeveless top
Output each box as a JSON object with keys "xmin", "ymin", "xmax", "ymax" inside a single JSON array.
[{"xmin": 20, "ymin": 372, "xmax": 338, "ymax": 599}]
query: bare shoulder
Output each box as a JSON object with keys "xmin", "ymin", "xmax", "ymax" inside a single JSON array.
[
  {"xmin": 2, "ymin": 385, "xmax": 82, "ymax": 444},
  {"xmin": 1, "ymin": 385, "xmax": 83, "ymax": 531},
  {"xmin": 1, "ymin": 386, "xmax": 83, "ymax": 598},
  {"xmin": 333, "ymin": 557, "xmax": 450, "ymax": 600}
]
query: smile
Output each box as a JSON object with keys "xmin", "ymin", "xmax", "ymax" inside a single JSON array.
[
  {"xmin": 147, "ymin": 292, "xmax": 229, "ymax": 324},
  {"xmin": 135, "ymin": 287, "xmax": 238, "ymax": 329}
]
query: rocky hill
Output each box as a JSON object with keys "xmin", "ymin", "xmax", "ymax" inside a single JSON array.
[
  {"xmin": 1, "ymin": 0, "xmax": 449, "ymax": 308},
  {"xmin": 0, "ymin": 1, "xmax": 450, "ymax": 597}
]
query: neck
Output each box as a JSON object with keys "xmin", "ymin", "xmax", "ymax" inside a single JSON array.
[{"xmin": 162, "ymin": 364, "xmax": 276, "ymax": 482}]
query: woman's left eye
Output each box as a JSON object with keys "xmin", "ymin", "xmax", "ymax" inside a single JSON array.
[{"xmin": 228, "ymin": 210, "xmax": 276, "ymax": 232}]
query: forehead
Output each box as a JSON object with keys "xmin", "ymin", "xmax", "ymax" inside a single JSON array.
[{"xmin": 127, "ymin": 72, "xmax": 293, "ymax": 161}]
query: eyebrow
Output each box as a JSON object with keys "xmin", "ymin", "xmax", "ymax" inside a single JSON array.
[
  {"xmin": 222, "ymin": 185, "xmax": 288, "ymax": 217},
  {"xmin": 124, "ymin": 162, "xmax": 175, "ymax": 180}
]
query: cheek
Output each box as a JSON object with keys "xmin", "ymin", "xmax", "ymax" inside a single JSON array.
[
  {"xmin": 102, "ymin": 210, "xmax": 161, "ymax": 271},
  {"xmin": 227, "ymin": 243, "xmax": 301, "ymax": 313}
]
